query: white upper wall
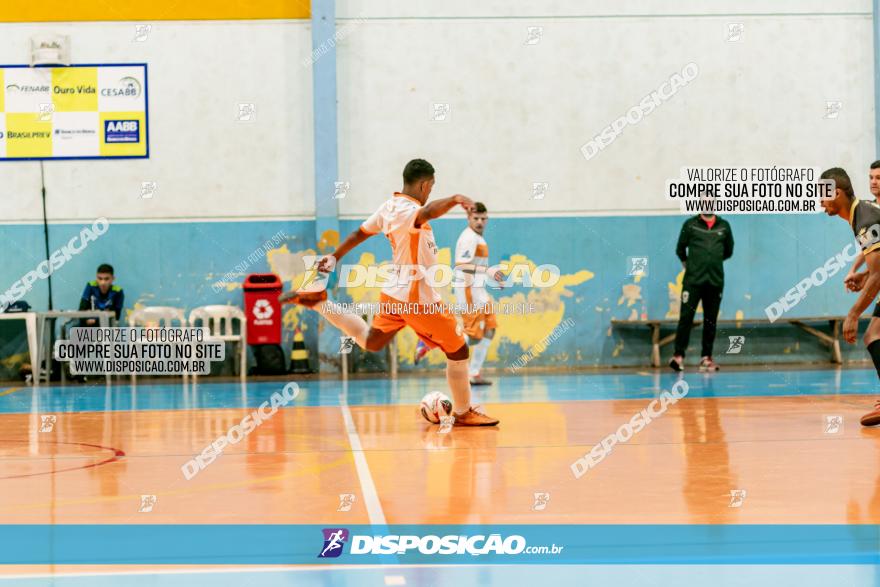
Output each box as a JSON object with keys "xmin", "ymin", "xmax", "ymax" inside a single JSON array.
[
  {"xmin": 335, "ymin": 1, "xmax": 875, "ymax": 217},
  {"xmin": 0, "ymin": 21, "xmax": 314, "ymax": 222},
  {"xmin": 340, "ymin": 0, "xmax": 869, "ymax": 18},
  {"xmin": 0, "ymin": 3, "xmax": 875, "ymax": 221}
]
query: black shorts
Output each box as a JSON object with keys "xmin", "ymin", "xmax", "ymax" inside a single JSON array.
[{"xmin": 873, "ymin": 303, "xmax": 880, "ymax": 318}]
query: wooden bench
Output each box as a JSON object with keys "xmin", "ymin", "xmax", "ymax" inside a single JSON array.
[{"xmin": 610, "ymin": 316, "xmax": 873, "ymax": 367}]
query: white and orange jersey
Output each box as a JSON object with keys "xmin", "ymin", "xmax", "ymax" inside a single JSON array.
[
  {"xmin": 360, "ymin": 192, "xmax": 442, "ymax": 304},
  {"xmin": 454, "ymin": 226, "xmax": 491, "ymax": 307}
]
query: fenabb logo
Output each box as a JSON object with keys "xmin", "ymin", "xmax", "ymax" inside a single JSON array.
[{"xmin": 5, "ymin": 83, "xmax": 50, "ymax": 93}]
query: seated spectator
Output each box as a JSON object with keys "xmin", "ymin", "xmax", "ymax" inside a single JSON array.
[{"xmin": 80, "ymin": 264, "xmax": 124, "ymax": 325}]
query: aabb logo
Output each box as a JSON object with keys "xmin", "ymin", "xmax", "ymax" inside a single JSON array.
[
  {"xmin": 318, "ymin": 528, "xmax": 348, "ymax": 558},
  {"xmin": 253, "ymin": 299, "xmax": 274, "ymax": 320},
  {"xmin": 104, "ymin": 119, "xmax": 140, "ymax": 143}
]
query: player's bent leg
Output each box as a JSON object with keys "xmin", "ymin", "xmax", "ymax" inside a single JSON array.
[
  {"xmin": 364, "ymin": 327, "xmax": 397, "ymax": 353},
  {"xmin": 469, "ymin": 337, "xmax": 492, "ymax": 385},
  {"xmin": 413, "ymin": 339, "xmax": 430, "ymax": 364},
  {"xmin": 860, "ymin": 313, "xmax": 880, "ymax": 426},
  {"xmin": 862, "ymin": 314, "xmax": 880, "ymax": 348},
  {"xmin": 400, "ymin": 303, "xmax": 498, "ymax": 426},
  {"xmin": 443, "ymin": 344, "xmax": 472, "ymax": 414},
  {"xmin": 280, "ymin": 290, "xmax": 372, "ymax": 349},
  {"xmin": 445, "ymin": 343, "xmax": 469, "ymax": 361},
  {"xmin": 445, "ymin": 344, "xmax": 498, "ymax": 427},
  {"xmin": 364, "ymin": 297, "xmax": 406, "ymax": 352},
  {"xmin": 279, "ymin": 289, "xmax": 327, "ymax": 308},
  {"xmin": 468, "ymin": 314, "xmax": 495, "ymax": 385}
]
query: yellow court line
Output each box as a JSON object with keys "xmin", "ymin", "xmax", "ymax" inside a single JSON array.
[{"xmin": 0, "ymin": 388, "xmax": 23, "ymax": 398}]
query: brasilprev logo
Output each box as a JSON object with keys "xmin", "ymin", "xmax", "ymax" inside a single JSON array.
[{"xmin": 318, "ymin": 528, "xmax": 349, "ymax": 558}]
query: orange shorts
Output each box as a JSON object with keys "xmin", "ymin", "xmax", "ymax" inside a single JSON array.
[
  {"xmin": 372, "ymin": 293, "xmax": 466, "ymax": 354},
  {"xmin": 462, "ymin": 306, "xmax": 497, "ymax": 340},
  {"xmin": 460, "ymin": 288, "xmax": 497, "ymax": 340}
]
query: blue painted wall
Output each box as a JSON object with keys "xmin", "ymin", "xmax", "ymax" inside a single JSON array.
[{"xmin": 0, "ymin": 212, "xmax": 869, "ymax": 373}]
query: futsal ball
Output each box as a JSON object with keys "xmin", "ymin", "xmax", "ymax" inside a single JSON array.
[{"xmin": 419, "ymin": 391, "xmax": 453, "ymax": 424}]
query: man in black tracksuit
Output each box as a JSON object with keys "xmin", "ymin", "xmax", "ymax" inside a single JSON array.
[{"xmin": 670, "ymin": 214, "xmax": 734, "ymax": 372}]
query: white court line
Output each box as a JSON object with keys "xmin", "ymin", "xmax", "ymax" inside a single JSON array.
[
  {"xmin": 0, "ymin": 567, "xmax": 296, "ymax": 581},
  {"xmin": 0, "ymin": 563, "xmax": 484, "ymax": 580},
  {"xmin": 339, "ymin": 394, "xmax": 388, "ymax": 526}
]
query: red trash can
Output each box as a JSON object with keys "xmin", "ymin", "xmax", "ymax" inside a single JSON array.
[{"xmin": 243, "ymin": 273, "xmax": 283, "ymax": 344}]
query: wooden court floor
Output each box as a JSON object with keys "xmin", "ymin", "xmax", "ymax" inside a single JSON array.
[{"xmin": 0, "ymin": 370, "xmax": 879, "ymax": 528}]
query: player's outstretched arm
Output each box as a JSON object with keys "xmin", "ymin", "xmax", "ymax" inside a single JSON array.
[
  {"xmin": 844, "ymin": 250, "xmax": 880, "ymax": 342},
  {"xmin": 414, "ymin": 194, "xmax": 474, "ymax": 227},
  {"xmin": 322, "ymin": 227, "xmax": 372, "ymax": 269}
]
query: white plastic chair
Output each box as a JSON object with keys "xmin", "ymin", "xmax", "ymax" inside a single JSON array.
[
  {"xmin": 128, "ymin": 306, "xmax": 188, "ymax": 328},
  {"xmin": 128, "ymin": 306, "xmax": 188, "ymax": 383},
  {"xmin": 188, "ymin": 305, "xmax": 247, "ymax": 380}
]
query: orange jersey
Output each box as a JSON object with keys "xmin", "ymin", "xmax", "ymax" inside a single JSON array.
[
  {"xmin": 360, "ymin": 192, "xmax": 441, "ymax": 304},
  {"xmin": 455, "ymin": 226, "xmax": 491, "ymax": 307}
]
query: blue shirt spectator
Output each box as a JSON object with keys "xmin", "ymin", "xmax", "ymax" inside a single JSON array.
[{"xmin": 79, "ymin": 264, "xmax": 124, "ymax": 322}]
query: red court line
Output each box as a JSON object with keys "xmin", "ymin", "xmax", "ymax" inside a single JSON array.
[{"xmin": 0, "ymin": 440, "xmax": 125, "ymax": 480}]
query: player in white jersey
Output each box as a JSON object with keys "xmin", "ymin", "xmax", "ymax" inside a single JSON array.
[
  {"xmin": 454, "ymin": 202, "xmax": 504, "ymax": 385},
  {"xmin": 279, "ymin": 159, "xmax": 499, "ymax": 426}
]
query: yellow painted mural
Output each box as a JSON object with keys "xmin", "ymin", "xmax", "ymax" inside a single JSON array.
[
  {"xmin": 332, "ymin": 250, "xmax": 593, "ymax": 366},
  {"xmin": 240, "ymin": 239, "xmax": 593, "ymax": 365}
]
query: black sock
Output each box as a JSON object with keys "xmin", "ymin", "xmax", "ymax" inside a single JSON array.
[{"xmin": 868, "ymin": 340, "xmax": 880, "ymax": 379}]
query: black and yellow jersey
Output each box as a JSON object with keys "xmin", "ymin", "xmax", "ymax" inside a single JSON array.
[{"xmin": 849, "ymin": 199, "xmax": 880, "ymax": 256}]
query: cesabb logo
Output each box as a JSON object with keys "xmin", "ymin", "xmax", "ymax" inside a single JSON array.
[
  {"xmin": 101, "ymin": 76, "xmax": 142, "ymax": 98},
  {"xmin": 104, "ymin": 119, "xmax": 139, "ymax": 143}
]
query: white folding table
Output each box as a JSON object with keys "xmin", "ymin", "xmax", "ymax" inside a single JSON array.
[
  {"xmin": 36, "ymin": 310, "xmax": 116, "ymax": 384},
  {"xmin": 0, "ymin": 312, "xmax": 38, "ymax": 383}
]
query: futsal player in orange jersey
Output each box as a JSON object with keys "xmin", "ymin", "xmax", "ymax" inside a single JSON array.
[
  {"xmin": 279, "ymin": 159, "xmax": 499, "ymax": 426},
  {"xmin": 454, "ymin": 202, "xmax": 503, "ymax": 385}
]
